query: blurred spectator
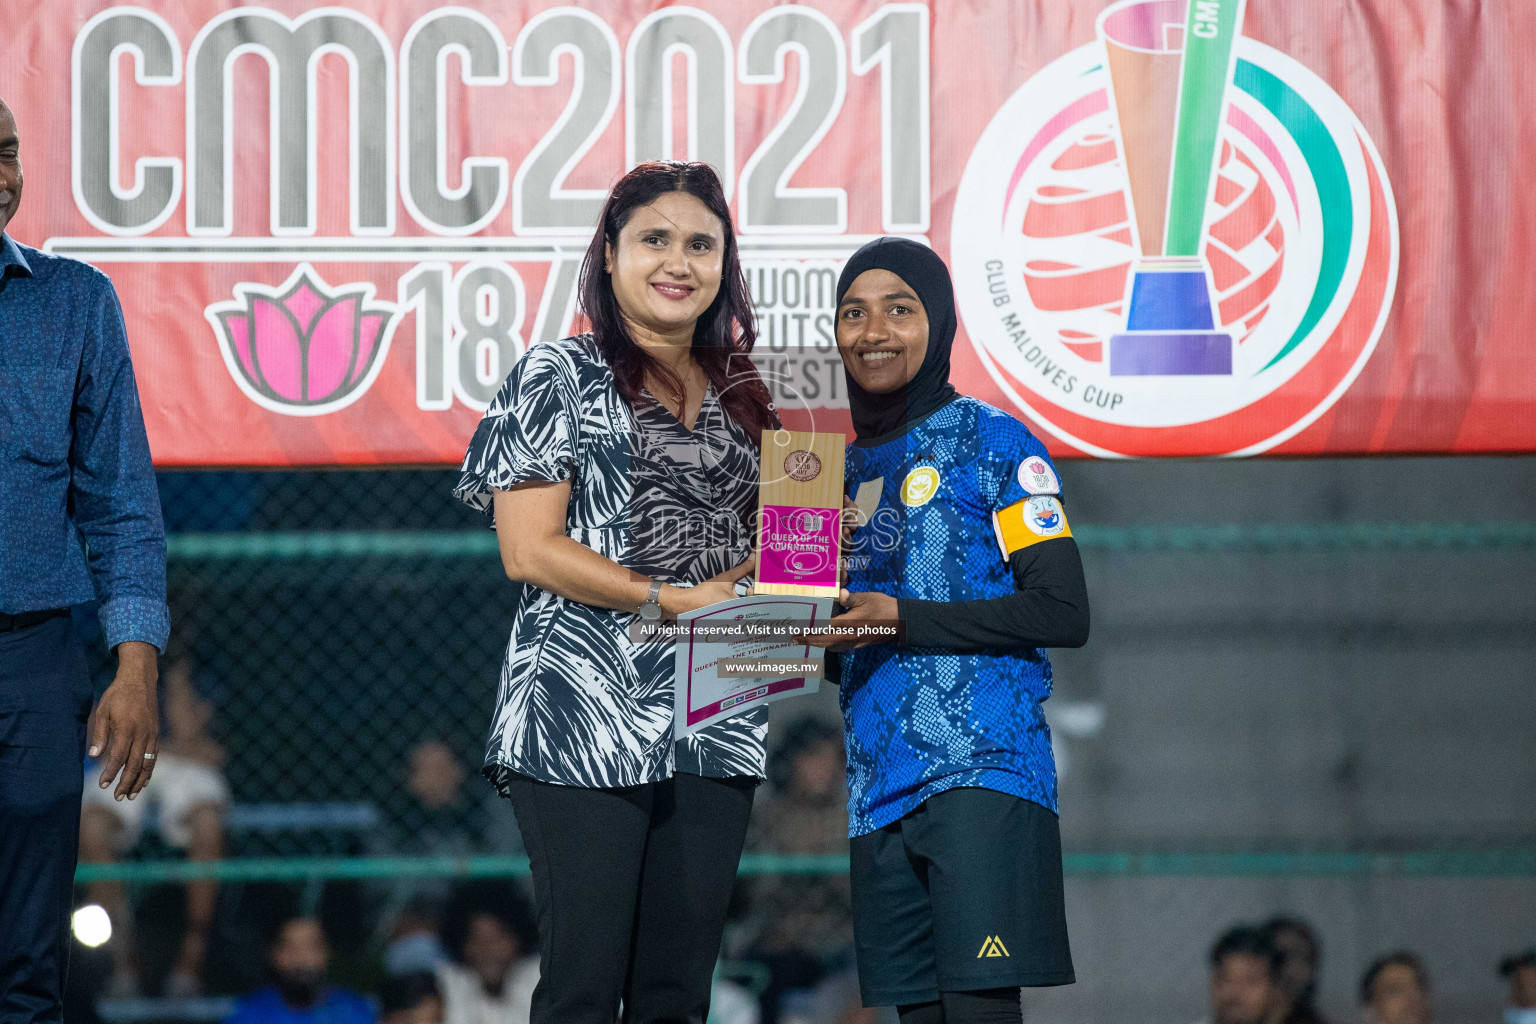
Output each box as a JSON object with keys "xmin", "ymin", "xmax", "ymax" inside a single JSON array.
[
  {"xmin": 374, "ymin": 740, "xmax": 524, "ymax": 947},
  {"xmin": 397, "ymin": 740, "xmax": 522, "ymax": 859},
  {"xmin": 380, "ymin": 972, "xmax": 444, "ymax": 1024},
  {"xmin": 740, "ymin": 717, "xmax": 874, "ymax": 1024},
  {"xmin": 1205, "ymin": 925, "xmax": 1287, "ymax": 1024},
  {"xmin": 1360, "ymin": 952, "xmax": 1430, "ymax": 1024},
  {"xmin": 79, "ymin": 658, "xmax": 228, "ymax": 997},
  {"xmin": 436, "ymin": 884, "xmax": 539, "ymax": 1024},
  {"xmin": 710, "ymin": 977, "xmax": 764, "ymax": 1024},
  {"xmin": 224, "ymin": 916, "xmax": 374, "ymax": 1024},
  {"xmin": 1502, "ymin": 950, "xmax": 1536, "ymax": 1024},
  {"xmin": 1263, "ymin": 916, "xmax": 1330, "ymax": 1024},
  {"xmin": 384, "ymin": 897, "xmax": 450, "ymax": 977}
]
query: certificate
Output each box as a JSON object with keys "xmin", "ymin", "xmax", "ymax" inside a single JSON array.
[{"xmin": 672, "ymin": 594, "xmax": 834, "ymax": 738}]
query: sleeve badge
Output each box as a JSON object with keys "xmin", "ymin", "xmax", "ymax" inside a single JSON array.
[{"xmin": 1017, "ymin": 455, "xmax": 1061, "ymax": 495}]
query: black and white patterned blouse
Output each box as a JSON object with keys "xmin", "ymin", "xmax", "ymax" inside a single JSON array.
[{"xmin": 455, "ymin": 333, "xmax": 769, "ymax": 791}]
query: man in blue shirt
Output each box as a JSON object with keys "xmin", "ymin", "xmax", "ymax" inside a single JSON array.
[
  {"xmin": 0, "ymin": 98, "xmax": 169, "ymax": 1023},
  {"xmin": 225, "ymin": 917, "xmax": 375, "ymax": 1024}
]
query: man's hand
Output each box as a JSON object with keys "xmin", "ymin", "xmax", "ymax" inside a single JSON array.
[
  {"xmin": 802, "ymin": 589, "xmax": 900, "ymax": 650},
  {"xmin": 88, "ymin": 641, "xmax": 160, "ymax": 800}
]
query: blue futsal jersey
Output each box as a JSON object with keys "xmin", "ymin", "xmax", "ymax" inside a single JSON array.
[{"xmin": 840, "ymin": 397, "xmax": 1066, "ymax": 837}]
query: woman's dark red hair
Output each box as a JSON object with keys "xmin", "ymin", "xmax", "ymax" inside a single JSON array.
[{"xmin": 577, "ymin": 161, "xmax": 778, "ymax": 440}]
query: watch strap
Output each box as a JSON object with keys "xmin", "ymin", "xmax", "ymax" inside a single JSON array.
[{"xmin": 640, "ymin": 579, "xmax": 663, "ymax": 616}]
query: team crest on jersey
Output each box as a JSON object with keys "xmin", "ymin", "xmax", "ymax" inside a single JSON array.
[
  {"xmin": 1024, "ymin": 496, "xmax": 1067, "ymax": 536},
  {"xmin": 901, "ymin": 466, "xmax": 941, "ymax": 507},
  {"xmin": 1017, "ymin": 456, "xmax": 1060, "ymax": 495}
]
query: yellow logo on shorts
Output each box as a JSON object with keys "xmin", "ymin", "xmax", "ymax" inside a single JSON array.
[
  {"xmin": 977, "ymin": 935, "xmax": 1011, "ymax": 958},
  {"xmin": 901, "ymin": 466, "xmax": 940, "ymax": 507}
]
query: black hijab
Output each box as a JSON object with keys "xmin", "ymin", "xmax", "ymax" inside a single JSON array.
[{"xmin": 835, "ymin": 237, "xmax": 960, "ymax": 444}]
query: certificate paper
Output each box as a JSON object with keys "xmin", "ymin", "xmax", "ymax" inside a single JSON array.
[{"xmin": 672, "ymin": 595, "xmax": 834, "ymax": 738}]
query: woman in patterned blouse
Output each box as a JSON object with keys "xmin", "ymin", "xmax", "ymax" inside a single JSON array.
[{"xmin": 454, "ymin": 161, "xmax": 779, "ymax": 1024}]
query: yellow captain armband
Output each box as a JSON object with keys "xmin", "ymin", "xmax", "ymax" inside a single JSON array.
[{"xmin": 991, "ymin": 496, "xmax": 1072, "ymax": 560}]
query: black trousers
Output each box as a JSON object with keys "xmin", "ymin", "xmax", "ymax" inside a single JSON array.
[
  {"xmin": 0, "ymin": 613, "xmax": 92, "ymax": 1024},
  {"xmin": 503, "ymin": 770, "xmax": 757, "ymax": 1024}
]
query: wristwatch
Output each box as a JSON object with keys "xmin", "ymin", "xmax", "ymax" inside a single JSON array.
[{"xmin": 639, "ymin": 579, "xmax": 664, "ymax": 620}]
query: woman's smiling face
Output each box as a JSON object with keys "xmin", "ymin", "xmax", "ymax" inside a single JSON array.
[
  {"xmin": 605, "ymin": 191, "xmax": 725, "ymax": 339},
  {"xmin": 836, "ymin": 268, "xmax": 930, "ymax": 395}
]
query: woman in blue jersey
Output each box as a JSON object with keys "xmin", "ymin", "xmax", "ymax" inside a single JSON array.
[{"xmin": 806, "ymin": 237, "xmax": 1090, "ymax": 1024}]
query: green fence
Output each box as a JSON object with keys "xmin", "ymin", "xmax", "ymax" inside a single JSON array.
[
  {"xmin": 76, "ymin": 848, "xmax": 1536, "ymax": 884},
  {"xmin": 67, "ymin": 466, "xmax": 1533, "ymax": 1019},
  {"xmin": 164, "ymin": 521, "xmax": 1536, "ymax": 561},
  {"xmin": 90, "ymin": 462, "xmax": 1536, "ymax": 884}
]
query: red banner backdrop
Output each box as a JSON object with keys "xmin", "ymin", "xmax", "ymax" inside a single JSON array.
[{"xmin": 3, "ymin": 0, "xmax": 1534, "ymax": 464}]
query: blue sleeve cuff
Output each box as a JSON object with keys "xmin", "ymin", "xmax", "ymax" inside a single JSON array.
[{"xmin": 99, "ymin": 595, "xmax": 171, "ymax": 654}]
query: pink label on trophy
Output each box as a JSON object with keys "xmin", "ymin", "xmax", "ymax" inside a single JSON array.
[{"xmin": 757, "ymin": 504, "xmax": 841, "ymax": 588}]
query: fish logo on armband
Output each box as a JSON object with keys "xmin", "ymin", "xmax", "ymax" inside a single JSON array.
[{"xmin": 1025, "ymin": 496, "xmax": 1067, "ymax": 536}]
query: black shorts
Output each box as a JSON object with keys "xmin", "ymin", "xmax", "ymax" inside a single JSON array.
[{"xmin": 849, "ymin": 786, "xmax": 1074, "ymax": 1006}]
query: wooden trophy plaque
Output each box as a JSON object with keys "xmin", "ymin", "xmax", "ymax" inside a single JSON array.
[{"xmin": 755, "ymin": 430, "xmax": 846, "ymax": 598}]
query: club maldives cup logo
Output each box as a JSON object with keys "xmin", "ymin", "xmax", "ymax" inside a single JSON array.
[{"xmin": 951, "ymin": 0, "xmax": 1399, "ymax": 457}]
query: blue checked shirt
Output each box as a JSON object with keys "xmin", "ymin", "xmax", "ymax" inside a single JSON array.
[{"xmin": 0, "ymin": 233, "xmax": 168, "ymax": 651}]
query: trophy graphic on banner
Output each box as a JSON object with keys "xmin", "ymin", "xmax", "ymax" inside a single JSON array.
[
  {"xmin": 754, "ymin": 430, "xmax": 846, "ymax": 598},
  {"xmin": 1099, "ymin": 0, "xmax": 1247, "ymax": 376}
]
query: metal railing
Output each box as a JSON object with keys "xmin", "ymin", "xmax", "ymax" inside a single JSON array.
[
  {"xmin": 76, "ymin": 848, "xmax": 1536, "ymax": 884},
  {"xmin": 164, "ymin": 522, "xmax": 1536, "ymax": 561}
]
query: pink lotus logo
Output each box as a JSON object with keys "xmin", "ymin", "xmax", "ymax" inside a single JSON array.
[{"xmin": 205, "ymin": 264, "xmax": 399, "ymax": 416}]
